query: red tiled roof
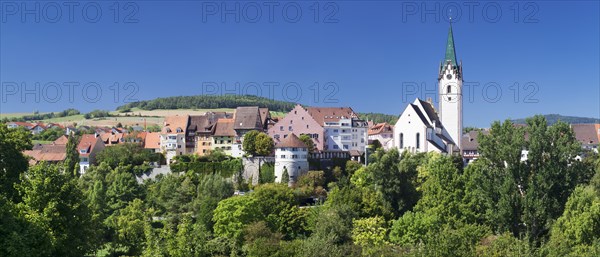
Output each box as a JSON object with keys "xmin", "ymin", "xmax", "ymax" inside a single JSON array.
[
  {"xmin": 23, "ymin": 144, "xmax": 67, "ymax": 164},
  {"xmin": 144, "ymin": 132, "xmax": 161, "ymax": 149},
  {"xmin": 53, "ymin": 135, "xmax": 69, "ymax": 145},
  {"xmin": 276, "ymin": 133, "xmax": 307, "ymax": 148},
  {"xmin": 572, "ymin": 124, "xmax": 599, "ymax": 145},
  {"xmin": 305, "ymin": 107, "xmax": 357, "ymax": 126},
  {"xmin": 78, "ymin": 134, "xmax": 100, "ymax": 157},
  {"xmin": 162, "ymin": 115, "xmax": 189, "ymax": 134},
  {"xmin": 368, "ymin": 122, "xmax": 393, "ymax": 135},
  {"xmin": 213, "ymin": 118, "xmax": 236, "ymax": 137}
]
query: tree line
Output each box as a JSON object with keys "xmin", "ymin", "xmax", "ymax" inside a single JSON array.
[
  {"xmin": 1, "ymin": 115, "xmax": 599, "ymax": 256},
  {"xmin": 116, "ymin": 95, "xmax": 297, "ymax": 113}
]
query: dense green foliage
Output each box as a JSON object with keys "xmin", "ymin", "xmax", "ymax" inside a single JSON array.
[
  {"xmin": 512, "ymin": 114, "xmax": 600, "ymax": 125},
  {"xmin": 358, "ymin": 112, "xmax": 398, "ymax": 124},
  {"xmin": 117, "ymin": 95, "xmax": 297, "ymax": 112},
  {"xmin": 31, "ymin": 127, "xmax": 65, "ymax": 141},
  {"xmin": 1, "ymin": 115, "xmax": 599, "ymax": 256},
  {"xmin": 2, "ymin": 108, "xmax": 80, "ymax": 122}
]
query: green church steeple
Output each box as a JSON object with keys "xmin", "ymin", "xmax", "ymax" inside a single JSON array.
[{"xmin": 444, "ymin": 24, "xmax": 457, "ymax": 66}]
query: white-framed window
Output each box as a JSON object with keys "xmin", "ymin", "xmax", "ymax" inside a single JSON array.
[{"xmin": 280, "ymin": 155, "xmax": 286, "ymax": 158}]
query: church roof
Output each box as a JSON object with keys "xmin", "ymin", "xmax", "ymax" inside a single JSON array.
[{"xmin": 445, "ymin": 24, "xmax": 457, "ymax": 66}]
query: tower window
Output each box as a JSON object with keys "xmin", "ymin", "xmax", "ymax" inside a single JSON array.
[{"xmin": 447, "ymin": 85, "xmax": 452, "ymax": 94}]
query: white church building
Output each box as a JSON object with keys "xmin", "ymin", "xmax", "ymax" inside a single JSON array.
[{"xmin": 395, "ymin": 24, "xmax": 463, "ymax": 154}]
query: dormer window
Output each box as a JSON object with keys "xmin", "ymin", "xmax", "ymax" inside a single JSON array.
[
  {"xmin": 176, "ymin": 128, "xmax": 182, "ymax": 133},
  {"xmin": 79, "ymin": 148, "xmax": 88, "ymax": 154},
  {"xmin": 166, "ymin": 128, "xmax": 172, "ymax": 133}
]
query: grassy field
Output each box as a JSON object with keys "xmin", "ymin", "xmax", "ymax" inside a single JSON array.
[
  {"xmin": 32, "ymin": 140, "xmax": 53, "ymax": 145},
  {"xmin": 1, "ymin": 108, "xmax": 246, "ymax": 128}
]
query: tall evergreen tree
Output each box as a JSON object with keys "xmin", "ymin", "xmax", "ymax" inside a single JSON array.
[{"xmin": 64, "ymin": 134, "xmax": 79, "ymax": 177}]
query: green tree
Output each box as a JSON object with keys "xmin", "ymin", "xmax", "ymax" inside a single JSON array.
[
  {"xmin": 166, "ymin": 214, "xmax": 212, "ymax": 257},
  {"xmin": 281, "ymin": 167, "xmax": 290, "ymax": 184},
  {"xmin": 367, "ymin": 148, "xmax": 421, "ymax": 217},
  {"xmin": 107, "ymin": 198, "xmax": 148, "ymax": 256},
  {"xmin": 351, "ymin": 216, "xmax": 390, "ymax": 255},
  {"xmin": 0, "ymin": 125, "xmax": 31, "ymax": 201},
  {"xmin": 298, "ymin": 134, "xmax": 316, "ymax": 154},
  {"xmin": 193, "ymin": 173, "xmax": 234, "ymax": 231},
  {"xmin": 259, "ymin": 162, "xmax": 275, "ymax": 184},
  {"xmin": 212, "ymin": 196, "xmax": 263, "ymax": 240},
  {"xmin": 255, "ymin": 132, "xmax": 275, "ymax": 156},
  {"xmin": 17, "ymin": 163, "xmax": 98, "ymax": 256},
  {"xmin": 242, "ymin": 221, "xmax": 283, "ymax": 257},
  {"xmin": 243, "ymin": 130, "xmax": 260, "ymax": 156},
  {"xmin": 0, "ymin": 195, "xmax": 51, "ymax": 257},
  {"xmin": 345, "ymin": 160, "xmax": 362, "ymax": 177},
  {"xmin": 64, "ymin": 134, "xmax": 79, "ymax": 177}
]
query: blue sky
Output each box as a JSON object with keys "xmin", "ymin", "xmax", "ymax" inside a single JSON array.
[{"xmin": 1, "ymin": 1, "xmax": 599, "ymax": 127}]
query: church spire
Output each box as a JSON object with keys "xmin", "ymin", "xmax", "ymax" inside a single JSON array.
[{"xmin": 444, "ymin": 23, "xmax": 457, "ymax": 67}]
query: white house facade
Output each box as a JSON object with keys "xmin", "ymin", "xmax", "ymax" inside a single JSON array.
[{"xmin": 274, "ymin": 133, "xmax": 309, "ymax": 185}]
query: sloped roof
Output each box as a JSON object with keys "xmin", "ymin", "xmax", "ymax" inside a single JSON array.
[
  {"xmin": 188, "ymin": 112, "xmax": 231, "ymax": 134},
  {"xmin": 572, "ymin": 124, "xmax": 599, "ymax": 145},
  {"xmin": 461, "ymin": 130, "xmax": 489, "ymax": 151},
  {"xmin": 10, "ymin": 122, "xmax": 34, "ymax": 127},
  {"xmin": 23, "ymin": 144, "xmax": 67, "ymax": 164},
  {"xmin": 234, "ymin": 107, "xmax": 263, "ymax": 130},
  {"xmin": 276, "ymin": 133, "xmax": 307, "ymax": 148},
  {"xmin": 445, "ymin": 23, "xmax": 457, "ymax": 67},
  {"xmin": 214, "ymin": 118, "xmax": 236, "ymax": 137},
  {"xmin": 162, "ymin": 115, "xmax": 189, "ymax": 134},
  {"xmin": 416, "ymin": 99, "xmax": 441, "ymax": 124},
  {"xmin": 368, "ymin": 123, "xmax": 393, "ymax": 135},
  {"xmin": 78, "ymin": 134, "xmax": 101, "ymax": 157},
  {"xmin": 53, "ymin": 135, "xmax": 69, "ymax": 145},
  {"xmin": 259, "ymin": 108, "xmax": 270, "ymax": 126},
  {"xmin": 305, "ymin": 107, "xmax": 357, "ymax": 126},
  {"xmin": 144, "ymin": 132, "xmax": 161, "ymax": 149}
]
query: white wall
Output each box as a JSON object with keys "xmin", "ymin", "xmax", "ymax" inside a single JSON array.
[
  {"xmin": 438, "ymin": 62, "xmax": 463, "ymax": 150},
  {"xmin": 324, "ymin": 118, "xmax": 367, "ymax": 152},
  {"xmin": 274, "ymin": 147, "xmax": 309, "ymax": 184}
]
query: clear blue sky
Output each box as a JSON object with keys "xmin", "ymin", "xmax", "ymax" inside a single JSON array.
[{"xmin": 1, "ymin": 1, "xmax": 599, "ymax": 127}]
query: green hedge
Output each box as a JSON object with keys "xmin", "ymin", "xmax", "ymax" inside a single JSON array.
[{"xmin": 170, "ymin": 159, "xmax": 242, "ymax": 178}]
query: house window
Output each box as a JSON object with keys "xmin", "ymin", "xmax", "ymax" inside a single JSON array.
[
  {"xmin": 400, "ymin": 133, "xmax": 404, "ymax": 148},
  {"xmin": 280, "ymin": 126, "xmax": 284, "ymax": 131},
  {"xmin": 333, "ymin": 129, "xmax": 338, "ymax": 133},
  {"xmin": 292, "ymin": 148, "xmax": 298, "ymax": 151},
  {"xmin": 290, "ymin": 120, "xmax": 293, "ymax": 124},
  {"xmin": 343, "ymin": 145, "xmax": 348, "ymax": 150},
  {"xmin": 333, "ymin": 145, "xmax": 339, "ymax": 149},
  {"xmin": 416, "ymin": 133, "xmax": 420, "ymax": 149},
  {"xmin": 289, "ymin": 126, "xmax": 293, "ymax": 131},
  {"xmin": 447, "ymin": 85, "xmax": 451, "ymax": 94},
  {"xmin": 280, "ymin": 155, "xmax": 286, "ymax": 158},
  {"xmin": 274, "ymin": 134, "xmax": 280, "ymax": 139},
  {"xmin": 292, "ymin": 155, "xmax": 298, "ymax": 159},
  {"xmin": 306, "ymin": 125, "xmax": 309, "ymax": 129}
]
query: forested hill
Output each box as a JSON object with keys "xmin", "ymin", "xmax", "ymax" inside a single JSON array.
[
  {"xmin": 117, "ymin": 95, "xmax": 296, "ymax": 112},
  {"xmin": 512, "ymin": 114, "xmax": 600, "ymax": 125},
  {"xmin": 117, "ymin": 95, "xmax": 398, "ymax": 124}
]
